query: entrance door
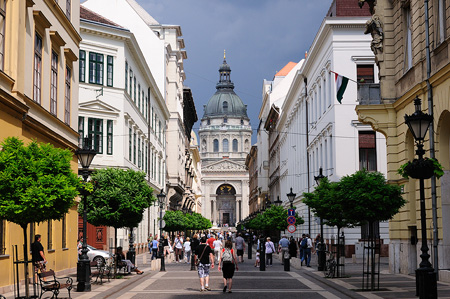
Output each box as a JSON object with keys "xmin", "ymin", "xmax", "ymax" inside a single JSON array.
[{"xmin": 223, "ymin": 213, "xmax": 230, "ymax": 226}]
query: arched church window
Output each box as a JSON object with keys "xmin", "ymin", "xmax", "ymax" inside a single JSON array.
[
  {"xmin": 213, "ymin": 139, "xmax": 219, "ymax": 152},
  {"xmin": 244, "ymin": 139, "xmax": 250, "ymax": 152},
  {"xmin": 223, "ymin": 139, "xmax": 229, "ymax": 152},
  {"xmin": 202, "ymin": 139, "xmax": 207, "ymax": 152},
  {"xmin": 223, "ymin": 101, "xmax": 228, "ymax": 113},
  {"xmin": 233, "ymin": 139, "xmax": 238, "ymax": 152}
]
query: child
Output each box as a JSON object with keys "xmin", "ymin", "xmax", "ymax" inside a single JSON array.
[{"xmin": 254, "ymin": 249, "xmax": 260, "ymax": 267}]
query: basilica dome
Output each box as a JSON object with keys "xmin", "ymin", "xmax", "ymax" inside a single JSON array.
[{"xmin": 202, "ymin": 56, "xmax": 248, "ymax": 119}]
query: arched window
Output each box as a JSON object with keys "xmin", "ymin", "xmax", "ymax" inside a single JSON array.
[
  {"xmin": 233, "ymin": 139, "xmax": 238, "ymax": 152},
  {"xmin": 202, "ymin": 139, "xmax": 207, "ymax": 152},
  {"xmin": 223, "ymin": 139, "xmax": 229, "ymax": 152},
  {"xmin": 223, "ymin": 101, "xmax": 228, "ymax": 113},
  {"xmin": 213, "ymin": 139, "xmax": 219, "ymax": 152}
]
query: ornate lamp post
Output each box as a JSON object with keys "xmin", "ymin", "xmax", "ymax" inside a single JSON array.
[
  {"xmin": 75, "ymin": 137, "xmax": 96, "ymax": 292},
  {"xmin": 284, "ymin": 188, "xmax": 296, "ymax": 271},
  {"xmin": 157, "ymin": 189, "xmax": 166, "ymax": 272},
  {"xmin": 314, "ymin": 168, "xmax": 326, "ymax": 271},
  {"xmin": 404, "ymin": 97, "xmax": 437, "ymax": 298},
  {"xmin": 287, "ymin": 188, "xmax": 296, "ymax": 208},
  {"xmin": 274, "ymin": 196, "xmax": 283, "ymax": 207}
]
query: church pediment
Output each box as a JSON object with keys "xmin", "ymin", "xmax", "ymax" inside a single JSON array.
[
  {"xmin": 79, "ymin": 99, "xmax": 120, "ymax": 116},
  {"xmin": 203, "ymin": 159, "xmax": 247, "ymax": 172}
]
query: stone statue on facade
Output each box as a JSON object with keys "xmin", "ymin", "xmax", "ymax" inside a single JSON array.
[
  {"xmin": 358, "ymin": 0, "xmax": 376, "ymax": 14},
  {"xmin": 365, "ymin": 14, "xmax": 384, "ymax": 54}
]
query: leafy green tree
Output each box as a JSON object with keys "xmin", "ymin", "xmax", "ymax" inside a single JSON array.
[
  {"xmin": 0, "ymin": 137, "xmax": 80, "ymax": 297},
  {"xmin": 162, "ymin": 210, "xmax": 186, "ymax": 232},
  {"xmin": 246, "ymin": 206, "xmax": 303, "ymax": 233},
  {"xmin": 82, "ymin": 168, "xmax": 154, "ymax": 251}
]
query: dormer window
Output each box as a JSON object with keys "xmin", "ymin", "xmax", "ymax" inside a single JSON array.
[
  {"xmin": 224, "ymin": 117, "xmax": 228, "ymax": 123},
  {"xmin": 207, "ymin": 118, "xmax": 211, "ymax": 125},
  {"xmin": 223, "ymin": 101, "xmax": 228, "ymax": 113},
  {"xmin": 240, "ymin": 119, "xmax": 244, "ymax": 125}
]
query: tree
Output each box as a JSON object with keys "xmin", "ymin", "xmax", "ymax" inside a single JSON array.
[
  {"xmin": 82, "ymin": 168, "xmax": 154, "ymax": 252},
  {"xmin": 0, "ymin": 137, "xmax": 80, "ymax": 297},
  {"xmin": 163, "ymin": 211, "xmax": 212, "ymax": 232},
  {"xmin": 246, "ymin": 206, "xmax": 303, "ymax": 234}
]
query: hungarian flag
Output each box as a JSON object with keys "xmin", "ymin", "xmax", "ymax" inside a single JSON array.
[{"xmin": 335, "ymin": 73, "xmax": 349, "ymax": 104}]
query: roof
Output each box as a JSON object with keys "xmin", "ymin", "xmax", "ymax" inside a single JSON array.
[
  {"xmin": 274, "ymin": 62, "xmax": 297, "ymax": 77},
  {"xmin": 126, "ymin": 0, "xmax": 160, "ymax": 26},
  {"xmin": 80, "ymin": 5, "xmax": 125, "ymax": 29}
]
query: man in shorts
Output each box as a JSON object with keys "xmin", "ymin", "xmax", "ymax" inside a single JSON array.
[
  {"xmin": 235, "ymin": 233, "xmax": 245, "ymax": 263},
  {"xmin": 31, "ymin": 234, "xmax": 47, "ymax": 275},
  {"xmin": 195, "ymin": 236, "xmax": 215, "ymax": 292}
]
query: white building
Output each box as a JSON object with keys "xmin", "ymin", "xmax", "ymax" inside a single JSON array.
[
  {"xmin": 261, "ymin": 1, "xmax": 389, "ymax": 255},
  {"xmin": 83, "ymin": 0, "xmax": 196, "ymax": 213},
  {"xmin": 79, "ymin": 6, "xmax": 168, "ymax": 251}
]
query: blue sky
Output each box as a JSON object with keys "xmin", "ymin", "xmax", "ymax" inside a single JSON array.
[{"xmin": 91, "ymin": 0, "xmax": 334, "ymax": 143}]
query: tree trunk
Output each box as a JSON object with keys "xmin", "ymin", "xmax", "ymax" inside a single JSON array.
[
  {"xmin": 114, "ymin": 227, "xmax": 117, "ymax": 277},
  {"xmin": 22, "ymin": 225, "xmax": 30, "ymax": 298}
]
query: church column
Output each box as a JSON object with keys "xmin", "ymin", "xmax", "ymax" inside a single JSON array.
[
  {"xmin": 211, "ymin": 199, "xmax": 217, "ymax": 225},
  {"xmin": 237, "ymin": 198, "xmax": 241, "ymax": 223}
]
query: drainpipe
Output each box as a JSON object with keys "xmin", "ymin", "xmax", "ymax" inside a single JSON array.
[
  {"xmin": 424, "ymin": 0, "xmax": 439, "ymax": 278},
  {"xmin": 305, "ymin": 77, "xmax": 311, "ymax": 236}
]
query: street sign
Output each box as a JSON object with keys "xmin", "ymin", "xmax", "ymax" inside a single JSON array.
[
  {"xmin": 287, "ymin": 224, "xmax": 296, "ymax": 233},
  {"xmin": 287, "ymin": 216, "xmax": 296, "ymax": 225},
  {"xmin": 288, "ymin": 209, "xmax": 295, "ymax": 216}
]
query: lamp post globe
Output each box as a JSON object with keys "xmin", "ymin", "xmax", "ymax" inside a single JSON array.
[
  {"xmin": 404, "ymin": 97, "xmax": 437, "ymax": 298},
  {"xmin": 287, "ymin": 188, "xmax": 296, "ymax": 209},
  {"xmin": 75, "ymin": 137, "xmax": 96, "ymax": 292},
  {"xmin": 157, "ymin": 189, "xmax": 166, "ymax": 271},
  {"xmin": 314, "ymin": 167, "xmax": 326, "ymax": 271}
]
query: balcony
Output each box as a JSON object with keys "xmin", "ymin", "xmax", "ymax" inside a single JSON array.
[{"xmin": 357, "ymin": 83, "xmax": 381, "ymax": 105}]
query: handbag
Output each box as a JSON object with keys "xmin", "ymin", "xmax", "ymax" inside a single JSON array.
[{"xmin": 196, "ymin": 245, "xmax": 207, "ymax": 267}]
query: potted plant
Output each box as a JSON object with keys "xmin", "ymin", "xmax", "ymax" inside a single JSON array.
[{"xmin": 398, "ymin": 158, "xmax": 444, "ymax": 179}]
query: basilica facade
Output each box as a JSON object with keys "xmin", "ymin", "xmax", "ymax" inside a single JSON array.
[{"xmin": 199, "ymin": 56, "xmax": 251, "ymax": 228}]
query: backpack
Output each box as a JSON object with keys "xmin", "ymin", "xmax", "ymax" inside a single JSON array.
[
  {"xmin": 222, "ymin": 248, "xmax": 233, "ymax": 262},
  {"xmin": 301, "ymin": 238, "xmax": 308, "ymax": 249}
]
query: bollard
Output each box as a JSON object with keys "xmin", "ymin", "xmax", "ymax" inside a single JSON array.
[
  {"xmin": 284, "ymin": 254, "xmax": 290, "ymax": 271},
  {"xmin": 248, "ymin": 240, "xmax": 252, "ymax": 260},
  {"xmin": 260, "ymin": 237, "xmax": 266, "ymax": 271}
]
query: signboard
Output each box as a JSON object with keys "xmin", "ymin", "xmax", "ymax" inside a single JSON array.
[
  {"xmin": 287, "ymin": 216, "xmax": 296, "ymax": 225},
  {"xmin": 287, "ymin": 224, "xmax": 296, "ymax": 233},
  {"xmin": 288, "ymin": 209, "xmax": 295, "ymax": 216}
]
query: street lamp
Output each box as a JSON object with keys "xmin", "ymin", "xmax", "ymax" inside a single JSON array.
[
  {"xmin": 157, "ymin": 189, "xmax": 166, "ymax": 272},
  {"xmin": 404, "ymin": 96, "xmax": 436, "ymax": 298},
  {"xmin": 314, "ymin": 167, "xmax": 326, "ymax": 271},
  {"xmin": 287, "ymin": 188, "xmax": 296, "ymax": 208},
  {"xmin": 274, "ymin": 196, "xmax": 283, "ymax": 206},
  {"xmin": 75, "ymin": 137, "xmax": 96, "ymax": 292}
]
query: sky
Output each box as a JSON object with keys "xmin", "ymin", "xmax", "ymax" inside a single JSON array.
[{"xmin": 98, "ymin": 0, "xmax": 334, "ymax": 143}]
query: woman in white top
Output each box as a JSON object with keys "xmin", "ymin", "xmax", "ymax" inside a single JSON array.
[
  {"xmin": 265, "ymin": 237, "xmax": 276, "ymax": 266},
  {"xmin": 183, "ymin": 237, "xmax": 191, "ymax": 263},
  {"xmin": 213, "ymin": 236, "xmax": 223, "ymax": 264}
]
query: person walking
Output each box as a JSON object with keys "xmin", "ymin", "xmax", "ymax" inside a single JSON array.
[
  {"xmin": 235, "ymin": 233, "xmax": 245, "ymax": 263},
  {"xmin": 301, "ymin": 234, "xmax": 313, "ymax": 267},
  {"xmin": 278, "ymin": 235, "xmax": 289, "ymax": 265},
  {"xmin": 31, "ymin": 234, "xmax": 47, "ymax": 273},
  {"xmin": 218, "ymin": 240, "xmax": 238, "ymax": 293},
  {"xmin": 151, "ymin": 236, "xmax": 159, "ymax": 260},
  {"xmin": 299, "ymin": 234, "xmax": 306, "ymax": 260},
  {"xmin": 289, "ymin": 236, "xmax": 298, "ymax": 261},
  {"xmin": 265, "ymin": 237, "xmax": 276, "ymax": 267},
  {"xmin": 195, "ymin": 236, "xmax": 215, "ymax": 292},
  {"xmin": 174, "ymin": 234, "xmax": 183, "ymax": 263},
  {"xmin": 183, "ymin": 237, "xmax": 191, "ymax": 263},
  {"xmin": 213, "ymin": 235, "xmax": 222, "ymax": 264}
]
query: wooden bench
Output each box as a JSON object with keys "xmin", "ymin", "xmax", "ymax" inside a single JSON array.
[{"xmin": 38, "ymin": 270, "xmax": 73, "ymax": 299}]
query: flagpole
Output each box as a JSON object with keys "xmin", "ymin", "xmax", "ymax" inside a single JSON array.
[{"xmin": 330, "ymin": 70, "xmax": 359, "ymax": 84}]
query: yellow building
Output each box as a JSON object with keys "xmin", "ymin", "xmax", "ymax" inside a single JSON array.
[
  {"xmin": 0, "ymin": 0, "xmax": 81, "ymax": 292},
  {"xmin": 355, "ymin": 0, "xmax": 450, "ymax": 281}
]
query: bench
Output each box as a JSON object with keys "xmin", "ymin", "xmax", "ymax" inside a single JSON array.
[
  {"xmin": 114, "ymin": 255, "xmax": 128, "ymax": 275},
  {"xmin": 38, "ymin": 270, "xmax": 73, "ymax": 299},
  {"xmin": 90, "ymin": 260, "xmax": 112, "ymax": 284}
]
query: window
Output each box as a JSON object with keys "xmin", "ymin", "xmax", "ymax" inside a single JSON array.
[
  {"xmin": 223, "ymin": 101, "xmax": 228, "ymax": 112},
  {"xmin": 138, "ymin": 84, "xmax": 141, "ymax": 109},
  {"xmin": 145, "ymin": 144, "xmax": 148, "ymax": 173},
  {"xmin": 0, "ymin": 0, "xmax": 6, "ymax": 70},
  {"xmin": 233, "ymin": 139, "xmax": 238, "ymax": 152},
  {"xmin": 138, "ymin": 136, "xmax": 141, "ymax": 168},
  {"xmin": 78, "ymin": 116, "xmax": 84, "ymax": 147},
  {"xmin": 88, "ymin": 118, "xmax": 103, "ymax": 154},
  {"xmin": 142, "ymin": 91, "xmax": 145, "ymax": 114},
  {"xmin": 133, "ymin": 77, "xmax": 136, "ymax": 103},
  {"xmin": 34, "ymin": 33, "xmax": 43, "ymax": 104},
  {"xmin": 357, "ymin": 65, "xmax": 374, "ymax": 83},
  {"xmin": 359, "ymin": 131, "xmax": 377, "ymax": 171},
  {"xmin": 79, "ymin": 50, "xmax": 86, "ymax": 82},
  {"xmin": 0, "ymin": 219, "xmax": 5, "ymax": 255},
  {"xmin": 50, "ymin": 51, "xmax": 58, "ymax": 115},
  {"xmin": 158, "ymin": 120, "xmax": 161, "ymax": 141},
  {"xmin": 224, "ymin": 117, "xmax": 228, "ymax": 123},
  {"xmin": 223, "ymin": 139, "xmax": 229, "ymax": 152},
  {"xmin": 129, "ymin": 69, "xmax": 133, "ymax": 97},
  {"xmin": 437, "ymin": 0, "xmax": 446, "ymax": 44},
  {"xmin": 107, "ymin": 120, "xmax": 113, "ymax": 155},
  {"xmin": 106, "ymin": 55, "xmax": 113, "ymax": 86},
  {"xmin": 48, "ymin": 220, "xmax": 52, "ymax": 250},
  {"xmin": 125, "ymin": 61, "xmax": 128, "ymax": 93},
  {"xmin": 129, "ymin": 128, "xmax": 132, "ymax": 161},
  {"xmin": 404, "ymin": 6, "xmax": 413, "ymax": 71},
  {"xmin": 66, "ymin": 0, "xmax": 71, "ymax": 19},
  {"xmin": 89, "ymin": 52, "xmax": 104, "ymax": 85},
  {"xmin": 145, "ymin": 96, "xmax": 148, "ymax": 119},
  {"xmin": 65, "ymin": 67, "xmax": 71, "ymax": 124},
  {"xmin": 213, "ymin": 139, "xmax": 219, "ymax": 152},
  {"xmin": 62, "ymin": 215, "xmax": 66, "ymax": 248},
  {"xmin": 133, "ymin": 133, "xmax": 136, "ymax": 164},
  {"xmin": 141, "ymin": 140, "xmax": 144, "ymax": 170}
]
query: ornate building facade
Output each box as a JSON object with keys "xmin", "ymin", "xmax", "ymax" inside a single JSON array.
[{"xmin": 199, "ymin": 56, "xmax": 251, "ymax": 227}]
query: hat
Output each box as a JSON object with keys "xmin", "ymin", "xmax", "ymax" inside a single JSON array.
[{"xmin": 267, "ymin": 237, "xmax": 271, "ymax": 240}]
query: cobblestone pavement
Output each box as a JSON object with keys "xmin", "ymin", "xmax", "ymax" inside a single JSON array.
[{"xmin": 5, "ymin": 248, "xmax": 450, "ymax": 298}]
